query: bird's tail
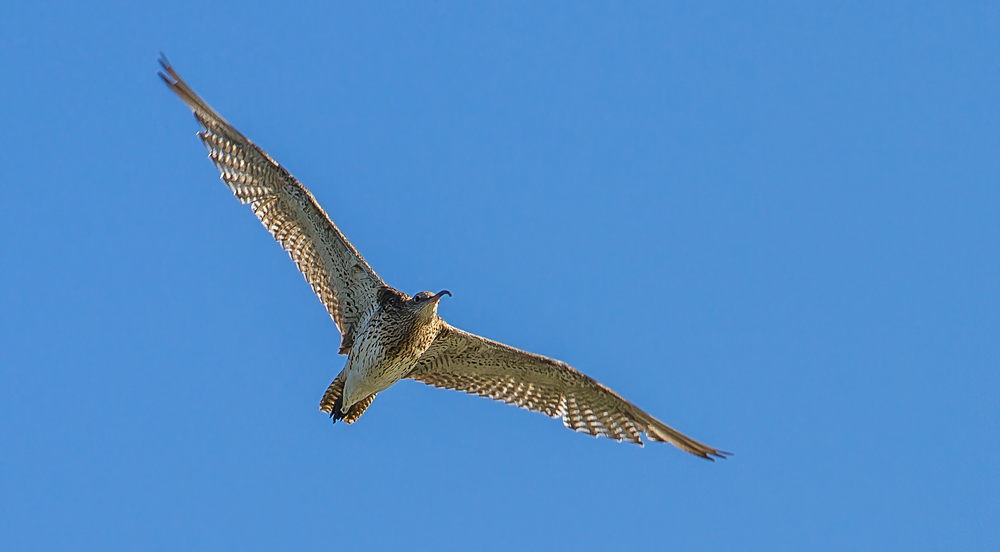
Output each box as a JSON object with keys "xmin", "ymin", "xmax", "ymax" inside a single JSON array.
[{"xmin": 319, "ymin": 375, "xmax": 376, "ymax": 424}]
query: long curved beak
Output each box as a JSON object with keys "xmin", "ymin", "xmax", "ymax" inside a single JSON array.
[{"xmin": 431, "ymin": 290, "xmax": 452, "ymax": 302}]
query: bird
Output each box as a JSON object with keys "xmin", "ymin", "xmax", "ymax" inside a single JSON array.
[{"xmin": 159, "ymin": 56, "xmax": 730, "ymax": 460}]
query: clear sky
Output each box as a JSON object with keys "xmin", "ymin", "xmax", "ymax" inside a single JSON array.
[{"xmin": 1, "ymin": 2, "xmax": 997, "ymax": 550}]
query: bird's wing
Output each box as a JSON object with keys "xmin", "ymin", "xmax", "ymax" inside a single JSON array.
[
  {"xmin": 408, "ymin": 325, "xmax": 729, "ymax": 460},
  {"xmin": 159, "ymin": 57, "xmax": 384, "ymax": 353}
]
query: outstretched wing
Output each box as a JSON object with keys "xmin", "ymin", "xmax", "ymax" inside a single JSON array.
[
  {"xmin": 408, "ymin": 325, "xmax": 729, "ymax": 459},
  {"xmin": 159, "ymin": 57, "xmax": 384, "ymax": 353}
]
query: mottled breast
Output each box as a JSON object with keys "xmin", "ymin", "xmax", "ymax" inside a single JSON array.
[{"xmin": 341, "ymin": 287, "xmax": 439, "ymax": 407}]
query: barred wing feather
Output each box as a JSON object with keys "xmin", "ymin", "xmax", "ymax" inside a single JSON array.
[
  {"xmin": 409, "ymin": 326, "xmax": 729, "ymax": 460},
  {"xmin": 159, "ymin": 58, "xmax": 384, "ymax": 353}
]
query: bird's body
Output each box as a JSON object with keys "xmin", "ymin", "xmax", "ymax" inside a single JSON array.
[
  {"xmin": 159, "ymin": 57, "xmax": 730, "ymax": 460},
  {"xmin": 336, "ymin": 288, "xmax": 448, "ymax": 419}
]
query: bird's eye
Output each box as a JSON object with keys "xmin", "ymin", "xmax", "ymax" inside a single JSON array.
[{"xmin": 414, "ymin": 295, "xmax": 422, "ymax": 302}]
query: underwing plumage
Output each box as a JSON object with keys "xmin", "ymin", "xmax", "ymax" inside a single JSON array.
[{"xmin": 159, "ymin": 56, "xmax": 729, "ymax": 460}]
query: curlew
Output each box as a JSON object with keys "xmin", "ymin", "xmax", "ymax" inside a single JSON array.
[{"xmin": 159, "ymin": 57, "xmax": 729, "ymax": 460}]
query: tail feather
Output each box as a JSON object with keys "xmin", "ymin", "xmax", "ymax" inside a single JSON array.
[{"xmin": 319, "ymin": 374, "xmax": 377, "ymax": 424}]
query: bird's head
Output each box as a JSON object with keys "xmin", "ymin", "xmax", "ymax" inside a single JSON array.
[{"xmin": 408, "ymin": 289, "xmax": 451, "ymax": 321}]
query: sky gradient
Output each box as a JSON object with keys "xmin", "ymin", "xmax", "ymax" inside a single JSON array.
[{"xmin": 2, "ymin": 2, "xmax": 997, "ymax": 550}]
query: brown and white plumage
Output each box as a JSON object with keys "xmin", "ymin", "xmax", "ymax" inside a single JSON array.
[
  {"xmin": 160, "ymin": 57, "xmax": 729, "ymax": 460},
  {"xmin": 407, "ymin": 327, "xmax": 727, "ymax": 458},
  {"xmin": 158, "ymin": 58, "xmax": 383, "ymax": 355}
]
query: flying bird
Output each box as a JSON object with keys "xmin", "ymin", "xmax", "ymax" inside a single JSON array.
[{"xmin": 159, "ymin": 57, "xmax": 729, "ymax": 460}]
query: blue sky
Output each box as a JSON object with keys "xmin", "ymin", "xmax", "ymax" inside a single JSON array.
[{"xmin": 1, "ymin": 2, "xmax": 997, "ymax": 550}]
